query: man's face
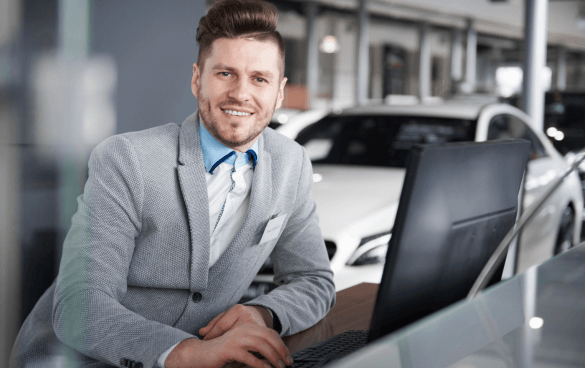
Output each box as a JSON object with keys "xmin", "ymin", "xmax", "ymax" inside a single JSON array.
[{"xmin": 192, "ymin": 37, "xmax": 287, "ymax": 152}]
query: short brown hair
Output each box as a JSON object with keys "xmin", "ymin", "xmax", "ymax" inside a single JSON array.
[{"xmin": 196, "ymin": 0, "xmax": 285, "ymax": 78}]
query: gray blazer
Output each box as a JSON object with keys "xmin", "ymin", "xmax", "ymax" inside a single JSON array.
[{"xmin": 10, "ymin": 112, "xmax": 336, "ymax": 368}]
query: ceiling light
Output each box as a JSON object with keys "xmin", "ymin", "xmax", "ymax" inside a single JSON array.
[{"xmin": 320, "ymin": 35, "xmax": 339, "ymax": 53}]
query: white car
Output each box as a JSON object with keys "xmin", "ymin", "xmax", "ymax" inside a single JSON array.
[
  {"xmin": 268, "ymin": 107, "xmax": 330, "ymax": 131},
  {"xmin": 244, "ymin": 101, "xmax": 583, "ymax": 297}
]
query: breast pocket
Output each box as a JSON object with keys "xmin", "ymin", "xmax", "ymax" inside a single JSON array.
[{"xmin": 257, "ymin": 213, "xmax": 287, "ymax": 246}]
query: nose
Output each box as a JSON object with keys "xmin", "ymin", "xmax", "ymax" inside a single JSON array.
[{"xmin": 228, "ymin": 77, "xmax": 251, "ymax": 103}]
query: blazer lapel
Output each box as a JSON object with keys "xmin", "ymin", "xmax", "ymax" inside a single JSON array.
[
  {"xmin": 177, "ymin": 112, "xmax": 211, "ymax": 292},
  {"xmin": 240, "ymin": 133, "xmax": 274, "ymax": 244},
  {"xmin": 211, "ymin": 132, "xmax": 273, "ymax": 274}
]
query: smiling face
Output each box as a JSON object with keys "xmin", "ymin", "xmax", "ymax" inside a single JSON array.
[{"xmin": 192, "ymin": 37, "xmax": 287, "ymax": 152}]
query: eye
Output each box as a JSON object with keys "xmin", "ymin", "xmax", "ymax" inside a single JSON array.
[
  {"xmin": 219, "ymin": 72, "xmax": 231, "ymax": 77},
  {"xmin": 255, "ymin": 77, "xmax": 266, "ymax": 83}
]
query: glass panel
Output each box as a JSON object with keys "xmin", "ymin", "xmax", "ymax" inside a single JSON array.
[{"xmin": 334, "ymin": 246, "xmax": 585, "ymax": 368}]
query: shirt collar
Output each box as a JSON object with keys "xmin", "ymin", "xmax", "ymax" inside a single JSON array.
[{"xmin": 199, "ymin": 119, "xmax": 259, "ymax": 174}]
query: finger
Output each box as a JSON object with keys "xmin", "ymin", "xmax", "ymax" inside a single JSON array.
[
  {"xmin": 246, "ymin": 330, "xmax": 291, "ymax": 368},
  {"xmin": 264, "ymin": 329, "xmax": 291, "ymax": 364},
  {"xmin": 199, "ymin": 311, "xmax": 227, "ymax": 336},
  {"xmin": 204, "ymin": 311, "xmax": 240, "ymax": 340},
  {"xmin": 230, "ymin": 349, "xmax": 272, "ymax": 368}
]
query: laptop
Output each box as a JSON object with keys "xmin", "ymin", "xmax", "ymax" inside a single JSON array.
[{"xmin": 290, "ymin": 139, "xmax": 530, "ymax": 368}]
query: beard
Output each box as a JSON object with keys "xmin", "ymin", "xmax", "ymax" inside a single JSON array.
[{"xmin": 198, "ymin": 89, "xmax": 278, "ymax": 150}]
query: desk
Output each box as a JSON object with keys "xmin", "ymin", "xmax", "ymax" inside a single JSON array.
[{"xmin": 283, "ymin": 283, "xmax": 378, "ymax": 354}]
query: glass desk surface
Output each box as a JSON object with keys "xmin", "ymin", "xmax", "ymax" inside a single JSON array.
[{"xmin": 329, "ymin": 243, "xmax": 585, "ymax": 368}]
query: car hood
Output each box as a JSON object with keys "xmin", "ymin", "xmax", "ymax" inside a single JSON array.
[{"xmin": 311, "ymin": 164, "xmax": 406, "ymax": 241}]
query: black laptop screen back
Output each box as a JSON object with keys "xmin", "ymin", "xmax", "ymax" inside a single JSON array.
[{"xmin": 368, "ymin": 139, "xmax": 530, "ymax": 341}]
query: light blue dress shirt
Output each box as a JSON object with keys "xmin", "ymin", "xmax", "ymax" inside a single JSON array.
[{"xmin": 199, "ymin": 122, "xmax": 258, "ymax": 173}]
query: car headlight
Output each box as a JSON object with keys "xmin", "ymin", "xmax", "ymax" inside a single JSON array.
[{"xmin": 347, "ymin": 231, "xmax": 391, "ymax": 266}]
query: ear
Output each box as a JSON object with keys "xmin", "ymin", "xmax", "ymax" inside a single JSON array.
[
  {"xmin": 274, "ymin": 77, "xmax": 288, "ymax": 110},
  {"xmin": 191, "ymin": 63, "xmax": 201, "ymax": 98}
]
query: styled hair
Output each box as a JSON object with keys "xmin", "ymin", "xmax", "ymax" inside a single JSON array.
[{"xmin": 196, "ymin": 0, "xmax": 285, "ymax": 78}]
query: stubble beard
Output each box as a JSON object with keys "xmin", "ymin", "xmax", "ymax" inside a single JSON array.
[{"xmin": 198, "ymin": 91, "xmax": 278, "ymax": 150}]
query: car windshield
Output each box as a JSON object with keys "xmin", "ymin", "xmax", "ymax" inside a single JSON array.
[{"xmin": 296, "ymin": 114, "xmax": 477, "ymax": 168}]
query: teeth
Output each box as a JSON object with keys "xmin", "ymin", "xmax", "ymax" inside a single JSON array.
[{"xmin": 224, "ymin": 109, "xmax": 251, "ymax": 116}]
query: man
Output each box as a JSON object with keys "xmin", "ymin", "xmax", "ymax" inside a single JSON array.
[{"xmin": 10, "ymin": 1, "xmax": 335, "ymax": 367}]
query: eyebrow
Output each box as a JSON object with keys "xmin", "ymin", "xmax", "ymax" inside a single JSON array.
[{"xmin": 212, "ymin": 63, "xmax": 275, "ymax": 80}]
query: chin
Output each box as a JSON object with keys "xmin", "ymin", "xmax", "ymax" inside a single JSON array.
[{"xmin": 219, "ymin": 133, "xmax": 247, "ymax": 147}]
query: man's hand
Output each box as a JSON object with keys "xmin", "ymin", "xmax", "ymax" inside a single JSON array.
[
  {"xmin": 165, "ymin": 322, "xmax": 292, "ymax": 368},
  {"xmin": 200, "ymin": 304, "xmax": 273, "ymax": 340}
]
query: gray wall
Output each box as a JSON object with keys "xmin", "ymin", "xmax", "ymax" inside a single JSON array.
[{"xmin": 91, "ymin": 0, "xmax": 206, "ymax": 134}]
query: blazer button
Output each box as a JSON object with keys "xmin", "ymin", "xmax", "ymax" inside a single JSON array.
[
  {"xmin": 192, "ymin": 292, "xmax": 202, "ymax": 303},
  {"xmin": 120, "ymin": 358, "xmax": 127, "ymax": 366}
]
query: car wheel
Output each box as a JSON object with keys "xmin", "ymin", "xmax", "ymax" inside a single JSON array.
[{"xmin": 554, "ymin": 206, "xmax": 574, "ymax": 255}]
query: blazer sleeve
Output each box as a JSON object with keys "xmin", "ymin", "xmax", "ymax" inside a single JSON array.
[
  {"xmin": 52, "ymin": 135, "xmax": 193, "ymax": 368},
  {"xmin": 244, "ymin": 147, "xmax": 336, "ymax": 336}
]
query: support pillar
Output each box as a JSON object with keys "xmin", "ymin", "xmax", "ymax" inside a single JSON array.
[
  {"xmin": 305, "ymin": 2, "xmax": 319, "ymax": 106},
  {"xmin": 485, "ymin": 48, "xmax": 502, "ymax": 93},
  {"xmin": 56, "ymin": 0, "xmax": 91, "ymax": 264},
  {"xmin": 521, "ymin": 0, "xmax": 549, "ymax": 131},
  {"xmin": 0, "ymin": 105, "xmax": 20, "ymax": 368},
  {"xmin": 451, "ymin": 29, "xmax": 464, "ymax": 84},
  {"xmin": 576, "ymin": 53, "xmax": 585, "ymax": 90},
  {"xmin": 356, "ymin": 0, "xmax": 370, "ymax": 106},
  {"xmin": 418, "ymin": 23, "xmax": 431, "ymax": 101},
  {"xmin": 464, "ymin": 19, "xmax": 477, "ymax": 92},
  {"xmin": 556, "ymin": 46, "xmax": 566, "ymax": 91}
]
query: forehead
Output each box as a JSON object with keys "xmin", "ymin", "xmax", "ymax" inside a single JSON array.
[{"xmin": 205, "ymin": 37, "xmax": 281, "ymax": 76}]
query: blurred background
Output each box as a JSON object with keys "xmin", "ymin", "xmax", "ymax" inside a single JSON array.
[{"xmin": 2, "ymin": 0, "xmax": 585, "ymax": 365}]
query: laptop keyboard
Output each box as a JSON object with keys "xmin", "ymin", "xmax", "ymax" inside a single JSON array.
[{"xmin": 291, "ymin": 330, "xmax": 369, "ymax": 368}]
